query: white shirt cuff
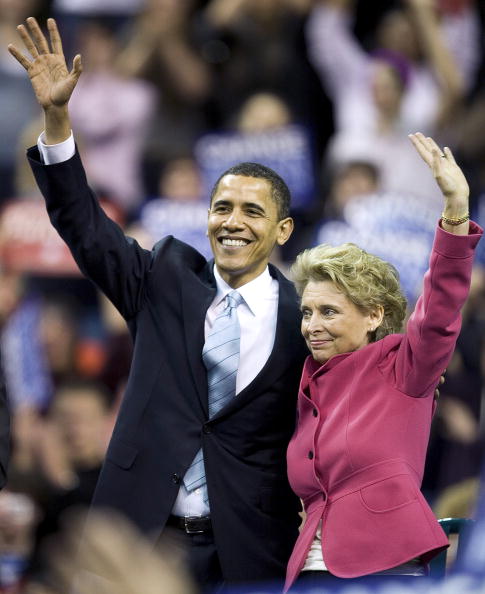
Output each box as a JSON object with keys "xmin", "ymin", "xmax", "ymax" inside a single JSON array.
[{"xmin": 37, "ymin": 131, "xmax": 75, "ymax": 165}]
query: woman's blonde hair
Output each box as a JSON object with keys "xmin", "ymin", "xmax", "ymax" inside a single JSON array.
[{"xmin": 291, "ymin": 243, "xmax": 407, "ymax": 341}]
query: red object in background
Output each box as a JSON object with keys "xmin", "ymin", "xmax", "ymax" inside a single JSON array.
[
  {"xmin": 438, "ymin": 0, "xmax": 472, "ymax": 15},
  {"xmin": 0, "ymin": 199, "xmax": 124, "ymax": 276},
  {"xmin": 76, "ymin": 339, "xmax": 107, "ymax": 377}
]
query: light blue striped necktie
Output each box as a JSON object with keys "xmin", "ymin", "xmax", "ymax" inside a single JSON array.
[{"xmin": 183, "ymin": 290, "xmax": 244, "ymax": 500}]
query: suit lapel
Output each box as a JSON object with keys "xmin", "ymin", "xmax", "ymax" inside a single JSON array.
[
  {"xmin": 211, "ymin": 265, "xmax": 303, "ymax": 420},
  {"xmin": 181, "ymin": 260, "xmax": 217, "ymax": 418}
]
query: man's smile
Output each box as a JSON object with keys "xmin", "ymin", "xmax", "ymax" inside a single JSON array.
[{"xmin": 218, "ymin": 237, "xmax": 251, "ymax": 248}]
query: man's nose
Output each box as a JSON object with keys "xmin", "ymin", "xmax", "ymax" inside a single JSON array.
[{"xmin": 223, "ymin": 209, "xmax": 244, "ymax": 229}]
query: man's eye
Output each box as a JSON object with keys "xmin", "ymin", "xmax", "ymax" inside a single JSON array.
[
  {"xmin": 301, "ymin": 310, "xmax": 311, "ymax": 319},
  {"xmin": 324, "ymin": 308, "xmax": 336, "ymax": 316},
  {"xmin": 246, "ymin": 209, "xmax": 263, "ymax": 217},
  {"xmin": 213, "ymin": 206, "xmax": 229, "ymax": 213}
]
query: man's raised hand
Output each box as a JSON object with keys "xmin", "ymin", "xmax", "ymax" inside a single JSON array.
[{"xmin": 8, "ymin": 17, "xmax": 82, "ymax": 111}]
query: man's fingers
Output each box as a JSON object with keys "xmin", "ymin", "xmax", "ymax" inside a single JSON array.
[
  {"xmin": 17, "ymin": 23, "xmax": 39, "ymax": 58},
  {"xmin": 26, "ymin": 16, "xmax": 50, "ymax": 55},
  {"xmin": 47, "ymin": 18, "xmax": 63, "ymax": 55},
  {"xmin": 7, "ymin": 44, "xmax": 31, "ymax": 70},
  {"xmin": 70, "ymin": 54, "xmax": 83, "ymax": 80}
]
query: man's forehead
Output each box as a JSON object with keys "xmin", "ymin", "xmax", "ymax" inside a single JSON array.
[{"xmin": 216, "ymin": 174, "xmax": 272, "ymax": 192}]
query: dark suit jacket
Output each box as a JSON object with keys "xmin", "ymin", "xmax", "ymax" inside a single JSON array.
[{"xmin": 28, "ymin": 147, "xmax": 308, "ymax": 583}]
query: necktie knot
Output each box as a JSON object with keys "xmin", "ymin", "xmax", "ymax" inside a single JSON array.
[{"xmin": 225, "ymin": 290, "xmax": 243, "ymax": 311}]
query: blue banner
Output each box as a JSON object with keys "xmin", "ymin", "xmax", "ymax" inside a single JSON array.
[{"xmin": 194, "ymin": 125, "xmax": 316, "ymax": 211}]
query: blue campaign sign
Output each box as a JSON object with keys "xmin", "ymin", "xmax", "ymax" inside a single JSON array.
[
  {"xmin": 194, "ymin": 125, "xmax": 316, "ymax": 211},
  {"xmin": 140, "ymin": 198, "xmax": 212, "ymax": 259},
  {"xmin": 473, "ymin": 192, "xmax": 485, "ymax": 268},
  {"xmin": 314, "ymin": 192, "xmax": 438, "ymax": 305}
]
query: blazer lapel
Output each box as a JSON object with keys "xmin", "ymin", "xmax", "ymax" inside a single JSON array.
[{"xmin": 181, "ymin": 260, "xmax": 217, "ymax": 418}]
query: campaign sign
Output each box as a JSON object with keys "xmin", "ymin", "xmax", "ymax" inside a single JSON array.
[
  {"xmin": 0, "ymin": 198, "xmax": 124, "ymax": 276},
  {"xmin": 194, "ymin": 125, "xmax": 316, "ymax": 211},
  {"xmin": 140, "ymin": 198, "xmax": 212, "ymax": 259},
  {"xmin": 314, "ymin": 192, "xmax": 438, "ymax": 304}
]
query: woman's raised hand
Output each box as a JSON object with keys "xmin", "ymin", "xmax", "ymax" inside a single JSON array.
[
  {"xmin": 409, "ymin": 132, "xmax": 469, "ymax": 203},
  {"xmin": 409, "ymin": 132, "xmax": 469, "ymax": 234}
]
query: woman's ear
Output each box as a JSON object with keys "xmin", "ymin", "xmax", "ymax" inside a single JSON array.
[{"xmin": 369, "ymin": 305, "xmax": 384, "ymax": 332}]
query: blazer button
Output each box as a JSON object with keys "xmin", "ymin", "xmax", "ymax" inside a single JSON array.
[
  {"xmin": 313, "ymin": 408, "xmax": 318, "ymax": 417},
  {"xmin": 308, "ymin": 451, "xmax": 314, "ymax": 460},
  {"xmin": 172, "ymin": 473, "xmax": 181, "ymax": 484},
  {"xmin": 203, "ymin": 425, "xmax": 212, "ymax": 434}
]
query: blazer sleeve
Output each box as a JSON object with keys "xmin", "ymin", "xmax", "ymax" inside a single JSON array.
[
  {"xmin": 27, "ymin": 146, "xmax": 153, "ymax": 320},
  {"xmin": 386, "ymin": 221, "xmax": 482, "ymax": 397}
]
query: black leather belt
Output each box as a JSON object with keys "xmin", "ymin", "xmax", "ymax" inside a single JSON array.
[{"xmin": 166, "ymin": 515, "xmax": 212, "ymax": 534}]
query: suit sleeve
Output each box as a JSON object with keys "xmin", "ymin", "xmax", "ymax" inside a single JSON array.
[
  {"xmin": 27, "ymin": 146, "xmax": 153, "ymax": 320},
  {"xmin": 389, "ymin": 221, "xmax": 482, "ymax": 397}
]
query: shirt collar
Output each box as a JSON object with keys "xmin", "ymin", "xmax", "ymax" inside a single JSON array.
[{"xmin": 213, "ymin": 266, "xmax": 275, "ymax": 316}]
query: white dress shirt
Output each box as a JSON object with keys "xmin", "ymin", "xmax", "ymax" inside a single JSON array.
[
  {"xmin": 37, "ymin": 133, "xmax": 280, "ymax": 517},
  {"xmin": 172, "ymin": 265, "xmax": 279, "ymax": 517}
]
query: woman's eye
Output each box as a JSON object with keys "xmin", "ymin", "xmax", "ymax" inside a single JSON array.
[
  {"xmin": 324, "ymin": 308, "xmax": 336, "ymax": 316},
  {"xmin": 301, "ymin": 310, "xmax": 311, "ymax": 319}
]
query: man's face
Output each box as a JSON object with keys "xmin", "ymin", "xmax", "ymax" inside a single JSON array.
[{"xmin": 207, "ymin": 175, "xmax": 293, "ymax": 288}]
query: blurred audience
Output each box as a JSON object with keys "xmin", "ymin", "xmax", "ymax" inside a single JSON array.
[
  {"xmin": 116, "ymin": 0, "xmax": 212, "ymax": 195},
  {"xmin": 201, "ymin": 0, "xmax": 331, "ymax": 161},
  {"xmin": 0, "ymin": 0, "xmax": 43, "ymax": 202},
  {"xmin": 27, "ymin": 380, "xmax": 114, "ymax": 584},
  {"xmin": 68, "ymin": 19, "xmax": 156, "ymax": 215},
  {"xmin": 305, "ymin": 0, "xmax": 481, "ymax": 203},
  {"xmin": 24, "ymin": 509, "xmax": 196, "ymax": 594},
  {"xmin": 134, "ymin": 156, "xmax": 211, "ymax": 257}
]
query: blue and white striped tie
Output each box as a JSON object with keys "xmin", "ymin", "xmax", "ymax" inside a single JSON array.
[{"xmin": 183, "ymin": 290, "xmax": 243, "ymax": 501}]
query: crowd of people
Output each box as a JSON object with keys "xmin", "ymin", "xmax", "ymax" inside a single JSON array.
[{"xmin": 0, "ymin": 0, "xmax": 484, "ymax": 592}]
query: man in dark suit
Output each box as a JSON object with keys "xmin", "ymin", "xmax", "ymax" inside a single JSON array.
[{"xmin": 9, "ymin": 18, "xmax": 308, "ymax": 590}]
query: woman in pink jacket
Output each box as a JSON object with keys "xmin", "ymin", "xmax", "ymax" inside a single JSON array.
[{"xmin": 285, "ymin": 133, "xmax": 482, "ymax": 591}]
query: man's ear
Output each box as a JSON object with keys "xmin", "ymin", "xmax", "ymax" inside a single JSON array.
[{"xmin": 276, "ymin": 217, "xmax": 294, "ymax": 245}]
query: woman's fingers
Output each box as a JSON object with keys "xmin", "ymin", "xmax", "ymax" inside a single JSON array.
[
  {"xmin": 409, "ymin": 132, "xmax": 432, "ymax": 166},
  {"xmin": 444, "ymin": 145, "xmax": 457, "ymax": 165}
]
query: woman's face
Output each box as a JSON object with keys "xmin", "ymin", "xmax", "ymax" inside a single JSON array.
[{"xmin": 300, "ymin": 280, "xmax": 383, "ymax": 364}]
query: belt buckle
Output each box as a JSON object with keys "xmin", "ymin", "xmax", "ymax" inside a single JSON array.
[{"xmin": 184, "ymin": 516, "xmax": 204, "ymax": 534}]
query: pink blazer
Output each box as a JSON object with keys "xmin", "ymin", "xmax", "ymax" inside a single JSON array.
[{"xmin": 285, "ymin": 222, "xmax": 482, "ymax": 590}]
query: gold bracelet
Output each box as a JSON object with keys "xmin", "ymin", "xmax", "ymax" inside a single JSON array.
[{"xmin": 441, "ymin": 212, "xmax": 470, "ymax": 226}]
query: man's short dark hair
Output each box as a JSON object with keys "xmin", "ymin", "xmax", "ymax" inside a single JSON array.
[{"xmin": 209, "ymin": 162, "xmax": 291, "ymax": 220}]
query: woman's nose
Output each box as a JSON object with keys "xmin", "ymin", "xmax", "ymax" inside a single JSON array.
[{"xmin": 307, "ymin": 314, "xmax": 323, "ymax": 333}]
